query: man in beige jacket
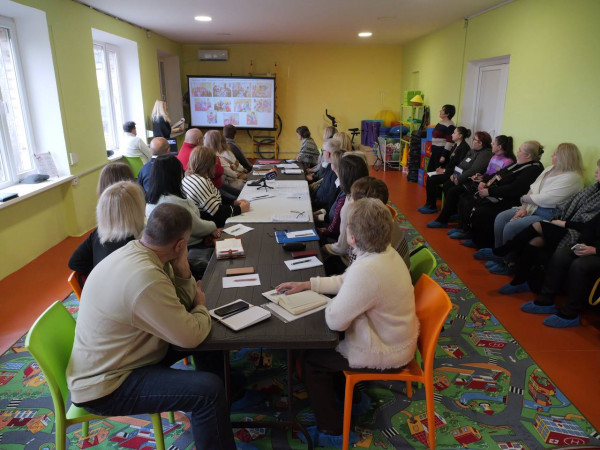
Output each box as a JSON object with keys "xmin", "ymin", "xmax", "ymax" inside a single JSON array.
[{"xmin": 67, "ymin": 203, "xmax": 235, "ymax": 449}]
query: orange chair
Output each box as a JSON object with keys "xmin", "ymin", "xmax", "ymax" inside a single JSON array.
[
  {"xmin": 386, "ymin": 203, "xmax": 399, "ymax": 221},
  {"xmin": 342, "ymin": 274, "xmax": 452, "ymax": 449},
  {"xmin": 67, "ymin": 271, "xmax": 85, "ymax": 301}
]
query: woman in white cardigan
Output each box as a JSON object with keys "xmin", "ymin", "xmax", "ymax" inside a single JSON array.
[
  {"xmin": 492, "ymin": 143, "xmax": 584, "ymax": 247},
  {"xmin": 277, "ymin": 198, "xmax": 418, "ymax": 447}
]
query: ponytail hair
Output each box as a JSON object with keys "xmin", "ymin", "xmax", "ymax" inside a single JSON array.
[
  {"xmin": 521, "ymin": 140, "xmax": 544, "ymax": 161},
  {"xmin": 456, "ymin": 126, "xmax": 471, "ymax": 140},
  {"xmin": 495, "ymin": 135, "xmax": 515, "ymax": 161}
]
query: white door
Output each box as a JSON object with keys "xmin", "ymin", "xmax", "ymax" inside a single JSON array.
[{"xmin": 472, "ymin": 63, "xmax": 509, "ymax": 139}]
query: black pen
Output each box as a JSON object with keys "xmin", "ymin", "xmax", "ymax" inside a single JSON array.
[{"xmin": 291, "ymin": 258, "xmax": 313, "ymax": 265}]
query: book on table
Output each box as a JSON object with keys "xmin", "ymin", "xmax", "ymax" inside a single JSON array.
[
  {"xmin": 209, "ymin": 300, "xmax": 271, "ymax": 331},
  {"xmin": 215, "ymin": 237, "xmax": 245, "ymax": 259},
  {"xmin": 263, "ymin": 289, "xmax": 329, "ymax": 315}
]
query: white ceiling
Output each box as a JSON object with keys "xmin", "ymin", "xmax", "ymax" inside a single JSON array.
[{"xmin": 78, "ymin": 0, "xmax": 509, "ymax": 45}]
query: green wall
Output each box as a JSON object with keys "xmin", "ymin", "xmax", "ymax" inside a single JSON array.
[
  {"xmin": 0, "ymin": 0, "xmax": 181, "ymax": 280},
  {"xmin": 401, "ymin": 0, "xmax": 600, "ymax": 181},
  {"xmin": 181, "ymin": 43, "xmax": 403, "ymax": 157}
]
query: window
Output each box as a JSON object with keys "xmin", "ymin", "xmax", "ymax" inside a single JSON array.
[
  {"xmin": 0, "ymin": 17, "xmax": 35, "ymax": 189},
  {"xmin": 93, "ymin": 41, "xmax": 124, "ymax": 152}
]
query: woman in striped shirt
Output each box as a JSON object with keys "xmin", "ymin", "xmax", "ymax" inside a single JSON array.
[{"xmin": 182, "ymin": 146, "xmax": 250, "ymax": 228}]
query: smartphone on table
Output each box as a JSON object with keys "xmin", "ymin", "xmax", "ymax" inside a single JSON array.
[{"xmin": 214, "ymin": 300, "xmax": 250, "ymax": 317}]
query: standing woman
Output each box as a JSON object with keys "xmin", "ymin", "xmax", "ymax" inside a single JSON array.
[
  {"xmin": 426, "ymin": 104, "xmax": 456, "ymax": 171},
  {"xmin": 151, "ymin": 100, "xmax": 183, "ymax": 139},
  {"xmin": 418, "ymin": 126, "xmax": 471, "ymax": 213},
  {"xmin": 296, "ymin": 125, "xmax": 320, "ymax": 169}
]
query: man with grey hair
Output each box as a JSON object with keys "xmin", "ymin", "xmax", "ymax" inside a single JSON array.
[
  {"xmin": 67, "ymin": 203, "xmax": 236, "ymax": 449},
  {"xmin": 137, "ymin": 137, "xmax": 170, "ymax": 192}
]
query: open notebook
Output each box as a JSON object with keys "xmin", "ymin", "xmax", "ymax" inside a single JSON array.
[
  {"xmin": 209, "ymin": 301, "xmax": 271, "ymax": 331},
  {"xmin": 263, "ymin": 289, "xmax": 329, "ymax": 315},
  {"xmin": 215, "ymin": 237, "xmax": 245, "ymax": 259}
]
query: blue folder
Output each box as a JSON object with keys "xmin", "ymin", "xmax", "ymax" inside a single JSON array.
[{"xmin": 275, "ymin": 230, "xmax": 319, "ymax": 244}]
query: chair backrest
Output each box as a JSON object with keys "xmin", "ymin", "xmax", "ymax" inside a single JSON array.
[
  {"xmin": 25, "ymin": 301, "xmax": 76, "ymax": 416},
  {"xmin": 123, "ymin": 156, "xmax": 144, "ymax": 177},
  {"xmin": 413, "ymin": 275, "xmax": 452, "ymax": 373},
  {"xmin": 67, "ymin": 271, "xmax": 85, "ymax": 301},
  {"xmin": 385, "ymin": 203, "xmax": 399, "ymax": 221},
  {"xmin": 391, "ymin": 224, "xmax": 411, "ymax": 269},
  {"xmin": 409, "ymin": 246, "xmax": 437, "ymax": 284}
]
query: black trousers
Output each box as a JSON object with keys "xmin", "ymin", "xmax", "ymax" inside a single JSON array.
[
  {"xmin": 469, "ymin": 203, "xmax": 508, "ymax": 249},
  {"xmin": 537, "ymin": 247, "xmax": 600, "ymax": 318},
  {"xmin": 426, "ymin": 145, "xmax": 445, "ymax": 172},
  {"xmin": 303, "ymin": 349, "xmax": 398, "ymax": 435},
  {"xmin": 425, "ymin": 173, "xmax": 450, "ymax": 207},
  {"xmin": 436, "ymin": 181, "xmax": 468, "ymax": 223}
]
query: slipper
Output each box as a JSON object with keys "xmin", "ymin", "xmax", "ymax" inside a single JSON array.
[
  {"xmin": 520, "ymin": 301, "xmax": 558, "ymax": 314},
  {"xmin": 543, "ymin": 314, "xmax": 580, "ymax": 328},
  {"xmin": 499, "ymin": 282, "xmax": 530, "ymax": 295}
]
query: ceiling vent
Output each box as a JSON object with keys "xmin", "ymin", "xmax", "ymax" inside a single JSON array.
[{"xmin": 198, "ymin": 49, "xmax": 228, "ymax": 61}]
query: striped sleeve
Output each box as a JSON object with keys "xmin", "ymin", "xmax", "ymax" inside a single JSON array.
[{"xmin": 182, "ymin": 175, "xmax": 222, "ymax": 216}]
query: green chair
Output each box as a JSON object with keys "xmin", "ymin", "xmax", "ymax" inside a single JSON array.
[
  {"xmin": 409, "ymin": 245, "xmax": 438, "ymax": 284},
  {"xmin": 25, "ymin": 301, "xmax": 167, "ymax": 450},
  {"xmin": 123, "ymin": 155, "xmax": 144, "ymax": 178}
]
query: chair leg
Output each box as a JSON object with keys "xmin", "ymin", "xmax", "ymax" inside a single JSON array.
[
  {"xmin": 82, "ymin": 420, "xmax": 89, "ymax": 437},
  {"xmin": 425, "ymin": 381, "xmax": 436, "ymax": 449},
  {"xmin": 150, "ymin": 413, "xmax": 166, "ymax": 450},
  {"xmin": 55, "ymin": 416, "xmax": 67, "ymax": 450},
  {"xmin": 168, "ymin": 411, "xmax": 175, "ymax": 423},
  {"xmin": 406, "ymin": 381, "xmax": 413, "ymax": 398},
  {"xmin": 342, "ymin": 376, "xmax": 357, "ymax": 450}
]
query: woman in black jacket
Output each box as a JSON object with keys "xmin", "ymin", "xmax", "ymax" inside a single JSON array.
[
  {"xmin": 418, "ymin": 126, "xmax": 471, "ymax": 214},
  {"xmin": 459, "ymin": 140, "xmax": 545, "ymax": 248}
]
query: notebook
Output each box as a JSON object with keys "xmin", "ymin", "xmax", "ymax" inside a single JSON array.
[
  {"xmin": 209, "ymin": 301, "xmax": 271, "ymax": 331},
  {"xmin": 262, "ymin": 289, "xmax": 329, "ymax": 315},
  {"xmin": 215, "ymin": 237, "xmax": 245, "ymax": 259}
]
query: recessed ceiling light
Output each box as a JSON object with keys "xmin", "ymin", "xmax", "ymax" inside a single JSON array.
[
  {"xmin": 194, "ymin": 15, "xmax": 212, "ymax": 22},
  {"xmin": 358, "ymin": 32, "xmax": 372, "ymax": 37}
]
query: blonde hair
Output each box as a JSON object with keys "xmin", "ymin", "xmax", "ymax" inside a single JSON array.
[
  {"xmin": 333, "ymin": 131, "xmax": 353, "ymax": 151},
  {"xmin": 187, "ymin": 146, "xmax": 216, "ymax": 178},
  {"xmin": 323, "ymin": 126, "xmax": 337, "ymax": 140},
  {"xmin": 151, "ymin": 100, "xmax": 171, "ymax": 124},
  {"xmin": 553, "ymin": 142, "xmax": 584, "ymax": 174},
  {"xmin": 97, "ymin": 162, "xmax": 135, "ymax": 196},
  {"xmin": 204, "ymin": 130, "xmax": 227, "ymax": 153},
  {"xmin": 96, "ymin": 181, "xmax": 146, "ymax": 244},
  {"xmin": 521, "ymin": 140, "xmax": 544, "ymax": 161},
  {"xmin": 347, "ymin": 198, "xmax": 392, "ymax": 253}
]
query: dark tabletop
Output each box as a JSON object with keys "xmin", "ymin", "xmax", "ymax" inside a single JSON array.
[{"xmin": 198, "ymin": 222, "xmax": 338, "ymax": 350}]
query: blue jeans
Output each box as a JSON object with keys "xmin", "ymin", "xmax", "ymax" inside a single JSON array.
[
  {"xmin": 79, "ymin": 349, "xmax": 235, "ymax": 450},
  {"xmin": 494, "ymin": 207, "xmax": 557, "ymax": 248}
]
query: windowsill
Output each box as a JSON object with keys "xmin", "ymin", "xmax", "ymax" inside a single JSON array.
[
  {"xmin": 108, "ymin": 153, "xmax": 123, "ymax": 162},
  {"xmin": 0, "ymin": 175, "xmax": 75, "ymax": 211}
]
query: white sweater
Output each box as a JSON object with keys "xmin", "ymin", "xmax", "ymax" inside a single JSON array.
[
  {"xmin": 310, "ymin": 245, "xmax": 418, "ymax": 369},
  {"xmin": 525, "ymin": 166, "xmax": 583, "ymax": 215}
]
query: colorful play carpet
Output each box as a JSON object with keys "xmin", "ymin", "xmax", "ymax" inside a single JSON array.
[{"xmin": 1, "ymin": 209, "xmax": 599, "ymax": 450}]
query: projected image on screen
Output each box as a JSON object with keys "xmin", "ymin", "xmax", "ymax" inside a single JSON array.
[{"xmin": 189, "ymin": 76, "xmax": 275, "ymax": 130}]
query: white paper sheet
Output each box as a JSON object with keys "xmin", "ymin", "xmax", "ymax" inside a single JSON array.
[
  {"xmin": 223, "ymin": 224, "xmax": 253, "ymax": 236},
  {"xmin": 286, "ymin": 229, "xmax": 317, "ymax": 239},
  {"xmin": 222, "ymin": 274, "xmax": 261, "ymax": 288},
  {"xmin": 272, "ymin": 212, "xmax": 310, "ymax": 222},
  {"xmin": 284, "ymin": 256, "xmax": 323, "ymax": 271}
]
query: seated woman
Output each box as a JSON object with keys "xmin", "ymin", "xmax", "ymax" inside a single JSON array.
[
  {"xmin": 520, "ymin": 212, "xmax": 600, "ymax": 328},
  {"xmin": 418, "ymin": 126, "xmax": 471, "ymax": 214},
  {"xmin": 427, "ymin": 104, "xmax": 456, "ymax": 171},
  {"xmin": 448, "ymin": 134, "xmax": 516, "ymax": 241},
  {"xmin": 312, "ymin": 139, "xmax": 343, "ymax": 211},
  {"xmin": 145, "ymin": 155, "xmax": 218, "ymax": 279},
  {"xmin": 69, "ymin": 181, "xmax": 146, "ymax": 277},
  {"xmin": 96, "ymin": 162, "xmax": 135, "ymax": 196},
  {"xmin": 296, "ymin": 125, "xmax": 320, "ymax": 169},
  {"xmin": 307, "ymin": 126, "xmax": 337, "ymax": 185},
  {"xmin": 182, "ymin": 146, "xmax": 250, "ymax": 228},
  {"xmin": 276, "ymin": 198, "xmax": 417, "ymax": 447},
  {"xmin": 427, "ymin": 131, "xmax": 493, "ymax": 228},
  {"xmin": 488, "ymin": 158, "xmax": 600, "ymax": 294},
  {"xmin": 476, "ymin": 143, "xmax": 584, "ymax": 274},
  {"xmin": 318, "ymin": 152, "xmax": 369, "ymax": 243},
  {"xmin": 332, "ymin": 131, "xmax": 353, "ymax": 152},
  {"xmin": 323, "ymin": 176, "xmax": 409, "ymax": 276},
  {"xmin": 205, "ymin": 130, "xmax": 246, "ymax": 192}
]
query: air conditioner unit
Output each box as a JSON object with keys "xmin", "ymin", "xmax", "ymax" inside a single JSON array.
[{"xmin": 198, "ymin": 49, "xmax": 228, "ymax": 61}]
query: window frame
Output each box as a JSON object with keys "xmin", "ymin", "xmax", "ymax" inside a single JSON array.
[
  {"xmin": 93, "ymin": 40, "xmax": 125, "ymax": 153},
  {"xmin": 0, "ymin": 15, "xmax": 37, "ymax": 189}
]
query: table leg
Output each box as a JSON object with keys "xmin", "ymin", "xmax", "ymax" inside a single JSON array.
[{"xmin": 288, "ymin": 349, "xmax": 313, "ymax": 449}]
